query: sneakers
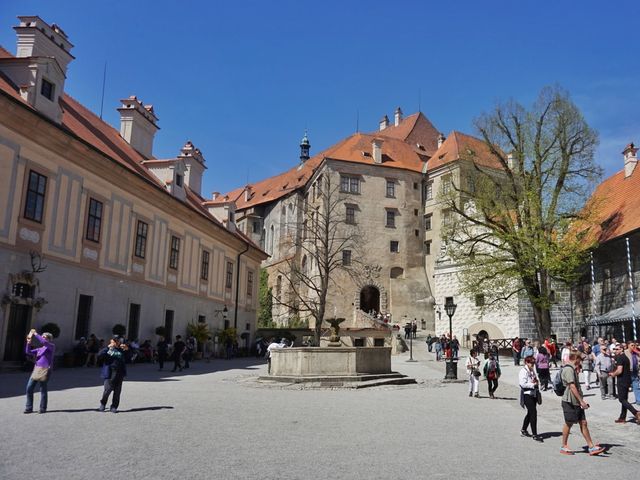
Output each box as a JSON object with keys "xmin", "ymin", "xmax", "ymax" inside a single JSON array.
[
  {"xmin": 474, "ymin": 393, "xmax": 480, "ymax": 398},
  {"xmin": 98, "ymin": 404, "xmax": 105, "ymax": 412},
  {"xmin": 560, "ymin": 446, "xmax": 574, "ymax": 455},
  {"xmin": 532, "ymin": 435, "xmax": 543, "ymax": 442},
  {"xmin": 38, "ymin": 410, "xmax": 46, "ymax": 414},
  {"xmin": 520, "ymin": 429, "xmax": 531, "ymax": 437},
  {"xmin": 110, "ymin": 407, "xmax": 118, "ymax": 413},
  {"xmin": 588, "ymin": 445, "xmax": 605, "ymax": 456},
  {"xmin": 23, "ymin": 409, "xmax": 33, "ymax": 414}
]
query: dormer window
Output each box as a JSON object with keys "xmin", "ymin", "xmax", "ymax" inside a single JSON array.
[
  {"xmin": 175, "ymin": 174, "xmax": 183, "ymax": 187},
  {"xmin": 40, "ymin": 78, "xmax": 55, "ymax": 101}
]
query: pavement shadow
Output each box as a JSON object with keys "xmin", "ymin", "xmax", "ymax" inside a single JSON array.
[
  {"xmin": 44, "ymin": 405, "xmax": 173, "ymax": 414},
  {"xmin": 538, "ymin": 431, "xmax": 562, "ymax": 439},
  {"xmin": 0, "ymin": 358, "xmax": 267, "ymax": 400}
]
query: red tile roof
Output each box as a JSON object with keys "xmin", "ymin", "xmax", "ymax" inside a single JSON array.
[
  {"xmin": 0, "ymin": 45, "xmax": 263, "ymax": 253},
  {"xmin": 373, "ymin": 112, "xmax": 441, "ymax": 156},
  {"xmin": 580, "ymin": 166, "xmax": 640, "ymax": 243},
  {"xmin": 428, "ymin": 131, "xmax": 504, "ymax": 171}
]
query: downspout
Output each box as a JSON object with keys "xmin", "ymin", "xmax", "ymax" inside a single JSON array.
[{"xmin": 234, "ymin": 243, "xmax": 250, "ymax": 329}]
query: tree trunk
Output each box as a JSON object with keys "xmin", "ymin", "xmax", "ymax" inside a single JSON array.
[{"xmin": 531, "ymin": 302, "xmax": 552, "ymax": 340}]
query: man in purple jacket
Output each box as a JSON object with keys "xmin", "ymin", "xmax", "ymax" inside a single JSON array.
[{"xmin": 24, "ymin": 329, "xmax": 55, "ymax": 414}]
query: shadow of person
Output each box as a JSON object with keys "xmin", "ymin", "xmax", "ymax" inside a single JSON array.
[
  {"xmin": 538, "ymin": 431, "xmax": 562, "ymax": 439},
  {"xmin": 44, "ymin": 406, "xmax": 174, "ymax": 414}
]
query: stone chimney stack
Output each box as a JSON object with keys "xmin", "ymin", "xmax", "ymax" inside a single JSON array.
[
  {"xmin": 394, "ymin": 107, "xmax": 403, "ymax": 126},
  {"xmin": 244, "ymin": 185, "xmax": 253, "ymax": 202},
  {"xmin": 118, "ymin": 96, "xmax": 159, "ymax": 158},
  {"xmin": 623, "ymin": 142, "xmax": 638, "ymax": 178},
  {"xmin": 379, "ymin": 115, "xmax": 389, "ymax": 131},
  {"xmin": 372, "ymin": 138, "xmax": 384, "ymax": 164},
  {"xmin": 2, "ymin": 16, "xmax": 75, "ymax": 123},
  {"xmin": 178, "ymin": 141, "xmax": 206, "ymax": 195},
  {"xmin": 15, "ymin": 16, "xmax": 74, "ymax": 73},
  {"xmin": 437, "ymin": 133, "xmax": 446, "ymax": 148}
]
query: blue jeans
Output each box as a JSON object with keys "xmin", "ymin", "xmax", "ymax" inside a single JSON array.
[
  {"xmin": 632, "ymin": 376, "xmax": 640, "ymax": 405},
  {"xmin": 25, "ymin": 377, "xmax": 48, "ymax": 412}
]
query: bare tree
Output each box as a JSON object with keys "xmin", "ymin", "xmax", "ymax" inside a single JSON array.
[
  {"xmin": 275, "ymin": 167, "xmax": 363, "ymax": 345},
  {"xmin": 442, "ymin": 86, "xmax": 602, "ymax": 339}
]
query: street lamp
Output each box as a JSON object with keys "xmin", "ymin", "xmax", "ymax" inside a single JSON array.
[
  {"xmin": 444, "ymin": 298, "xmax": 457, "ymax": 380},
  {"xmin": 406, "ymin": 315, "xmax": 417, "ymax": 363}
]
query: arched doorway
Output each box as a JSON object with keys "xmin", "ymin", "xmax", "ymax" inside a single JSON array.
[{"xmin": 360, "ymin": 286, "xmax": 380, "ymax": 314}]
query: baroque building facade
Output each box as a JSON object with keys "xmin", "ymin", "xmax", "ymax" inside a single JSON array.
[{"xmin": 0, "ymin": 16, "xmax": 267, "ymax": 363}]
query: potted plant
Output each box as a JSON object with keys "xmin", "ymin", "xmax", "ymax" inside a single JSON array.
[
  {"xmin": 40, "ymin": 322, "xmax": 61, "ymax": 338},
  {"xmin": 187, "ymin": 322, "xmax": 210, "ymax": 359},
  {"xmin": 112, "ymin": 323, "xmax": 126, "ymax": 337}
]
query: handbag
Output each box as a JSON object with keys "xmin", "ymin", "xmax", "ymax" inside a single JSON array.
[
  {"xmin": 472, "ymin": 369, "xmax": 481, "ymax": 378},
  {"xmin": 31, "ymin": 366, "xmax": 49, "ymax": 382},
  {"xmin": 536, "ymin": 388, "xmax": 542, "ymax": 405}
]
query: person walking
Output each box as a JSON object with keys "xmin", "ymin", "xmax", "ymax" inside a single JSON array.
[
  {"xmin": 204, "ymin": 336, "xmax": 214, "ymax": 363},
  {"xmin": 594, "ymin": 345, "xmax": 614, "ymax": 399},
  {"xmin": 466, "ymin": 350, "xmax": 481, "ymax": 398},
  {"xmin": 426, "ymin": 334, "xmax": 433, "ymax": 352},
  {"xmin": 561, "ymin": 341, "xmax": 572, "ymax": 365},
  {"xmin": 434, "ymin": 338, "xmax": 442, "ymax": 361},
  {"xmin": 451, "ymin": 336, "xmax": 460, "ymax": 359},
  {"xmin": 24, "ymin": 329, "xmax": 55, "ymax": 414},
  {"xmin": 171, "ymin": 335, "xmax": 186, "ymax": 372},
  {"xmin": 84, "ymin": 334, "xmax": 99, "ymax": 367},
  {"xmin": 519, "ymin": 356, "xmax": 542, "ymax": 441},
  {"xmin": 627, "ymin": 341, "xmax": 640, "ymax": 405},
  {"xmin": 559, "ymin": 351, "xmax": 605, "ymax": 456},
  {"xmin": 581, "ymin": 345, "xmax": 595, "ymax": 390},
  {"xmin": 535, "ymin": 346, "xmax": 551, "ymax": 390},
  {"xmin": 521, "ymin": 340, "xmax": 534, "ymax": 359},
  {"xmin": 547, "ymin": 338, "xmax": 558, "ymax": 367},
  {"xmin": 609, "ymin": 344, "xmax": 640, "ymax": 423},
  {"xmin": 512, "ymin": 337, "xmax": 522, "ymax": 366},
  {"xmin": 156, "ymin": 335, "xmax": 168, "ymax": 371},
  {"xmin": 98, "ymin": 337, "xmax": 128, "ymax": 413},
  {"xmin": 484, "ymin": 352, "xmax": 501, "ymax": 399}
]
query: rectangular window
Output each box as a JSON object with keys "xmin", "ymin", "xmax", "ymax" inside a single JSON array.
[
  {"xmin": 164, "ymin": 310, "xmax": 174, "ymax": 340},
  {"xmin": 169, "ymin": 236, "xmax": 180, "ymax": 270},
  {"xmin": 225, "ymin": 261, "xmax": 234, "ymax": 289},
  {"xmin": 424, "ymin": 214, "xmax": 432, "ymax": 231},
  {"xmin": 345, "ymin": 205, "xmax": 355, "ymax": 224},
  {"xmin": 386, "ymin": 179, "xmax": 395, "ymax": 198},
  {"xmin": 425, "ymin": 181, "xmax": 433, "ymax": 200},
  {"xmin": 198, "ymin": 315, "xmax": 206, "ymax": 323},
  {"xmin": 74, "ymin": 294, "xmax": 93, "ymax": 340},
  {"xmin": 390, "ymin": 241, "xmax": 399, "ymax": 253},
  {"xmin": 413, "ymin": 182, "xmax": 419, "ymax": 190},
  {"xmin": 386, "ymin": 210, "xmax": 396, "ymax": 228},
  {"xmin": 442, "ymin": 176, "xmax": 452, "ymax": 195},
  {"xmin": 40, "ymin": 78, "xmax": 54, "ymax": 101},
  {"xmin": 475, "ymin": 294, "xmax": 485, "ymax": 307},
  {"xmin": 414, "ymin": 209, "xmax": 418, "ymax": 216},
  {"xmin": 134, "ymin": 220, "xmax": 148, "ymax": 259},
  {"xmin": 175, "ymin": 174, "xmax": 183, "ymax": 187},
  {"xmin": 442, "ymin": 209, "xmax": 452, "ymax": 226},
  {"xmin": 128, "ymin": 303, "xmax": 141, "ymax": 341},
  {"xmin": 247, "ymin": 271, "xmax": 254, "ymax": 297},
  {"xmin": 201, "ymin": 250, "xmax": 210, "ymax": 280},
  {"xmin": 340, "ymin": 175, "xmax": 359, "ymax": 193},
  {"xmin": 425, "ymin": 241, "xmax": 431, "ymax": 255},
  {"xmin": 85, "ymin": 198, "xmax": 103, "ymax": 242},
  {"xmin": 252, "ymin": 220, "xmax": 260, "ymax": 234},
  {"xmin": 342, "ymin": 250, "xmax": 352, "ymax": 266},
  {"xmin": 24, "ymin": 170, "xmax": 47, "ymax": 223}
]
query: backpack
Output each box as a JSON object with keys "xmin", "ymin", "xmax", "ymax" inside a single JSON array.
[{"xmin": 553, "ymin": 365, "xmax": 573, "ymax": 396}]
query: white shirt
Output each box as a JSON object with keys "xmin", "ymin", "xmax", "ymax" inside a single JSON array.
[
  {"xmin": 267, "ymin": 342, "xmax": 283, "ymax": 358},
  {"xmin": 519, "ymin": 366, "xmax": 538, "ymax": 395},
  {"xmin": 466, "ymin": 355, "xmax": 480, "ymax": 373}
]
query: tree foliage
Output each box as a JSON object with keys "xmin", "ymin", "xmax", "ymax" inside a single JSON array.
[
  {"xmin": 443, "ymin": 86, "xmax": 602, "ymax": 339},
  {"xmin": 257, "ymin": 268, "xmax": 273, "ymax": 327}
]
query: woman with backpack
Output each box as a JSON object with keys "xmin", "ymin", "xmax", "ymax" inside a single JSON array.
[
  {"xmin": 484, "ymin": 352, "xmax": 501, "ymax": 399},
  {"xmin": 519, "ymin": 355, "xmax": 543, "ymax": 441}
]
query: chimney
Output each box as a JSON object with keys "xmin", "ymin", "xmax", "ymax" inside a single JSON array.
[
  {"xmin": 178, "ymin": 141, "xmax": 206, "ymax": 195},
  {"xmin": 437, "ymin": 133, "xmax": 446, "ymax": 148},
  {"xmin": 3, "ymin": 16, "xmax": 75, "ymax": 123},
  {"xmin": 379, "ymin": 115, "xmax": 389, "ymax": 131},
  {"xmin": 211, "ymin": 192, "xmax": 220, "ymax": 200},
  {"xmin": 372, "ymin": 138, "xmax": 384, "ymax": 164},
  {"xmin": 244, "ymin": 185, "xmax": 253, "ymax": 202},
  {"xmin": 118, "ymin": 96, "xmax": 159, "ymax": 158},
  {"xmin": 394, "ymin": 107, "xmax": 403, "ymax": 126},
  {"xmin": 623, "ymin": 142, "xmax": 638, "ymax": 178},
  {"xmin": 15, "ymin": 16, "xmax": 74, "ymax": 73}
]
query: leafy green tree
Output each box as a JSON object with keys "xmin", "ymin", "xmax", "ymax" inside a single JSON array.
[
  {"xmin": 443, "ymin": 86, "xmax": 601, "ymax": 339},
  {"xmin": 258, "ymin": 269, "xmax": 274, "ymax": 327}
]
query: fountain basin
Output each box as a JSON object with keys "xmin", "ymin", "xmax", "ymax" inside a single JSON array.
[{"xmin": 269, "ymin": 346, "xmax": 391, "ymax": 376}]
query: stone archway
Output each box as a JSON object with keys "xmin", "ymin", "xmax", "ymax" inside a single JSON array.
[{"xmin": 359, "ymin": 285, "xmax": 380, "ymax": 313}]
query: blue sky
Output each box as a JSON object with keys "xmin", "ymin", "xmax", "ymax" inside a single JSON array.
[{"xmin": 2, "ymin": 1, "xmax": 639, "ymax": 196}]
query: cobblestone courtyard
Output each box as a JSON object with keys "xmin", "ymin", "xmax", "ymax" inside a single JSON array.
[{"xmin": 1, "ymin": 341, "xmax": 639, "ymax": 479}]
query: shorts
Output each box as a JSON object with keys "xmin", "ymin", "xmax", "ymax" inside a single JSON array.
[{"xmin": 562, "ymin": 401, "xmax": 585, "ymax": 423}]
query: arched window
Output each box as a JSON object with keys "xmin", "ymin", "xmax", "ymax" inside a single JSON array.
[
  {"xmin": 269, "ymin": 225, "xmax": 275, "ymax": 254},
  {"xmin": 276, "ymin": 275, "xmax": 282, "ymax": 302},
  {"xmin": 280, "ymin": 206, "xmax": 287, "ymax": 238}
]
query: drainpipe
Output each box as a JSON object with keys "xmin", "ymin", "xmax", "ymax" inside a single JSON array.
[{"xmin": 234, "ymin": 243, "xmax": 250, "ymax": 329}]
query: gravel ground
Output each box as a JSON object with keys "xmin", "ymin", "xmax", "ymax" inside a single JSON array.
[{"xmin": 1, "ymin": 341, "xmax": 638, "ymax": 480}]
